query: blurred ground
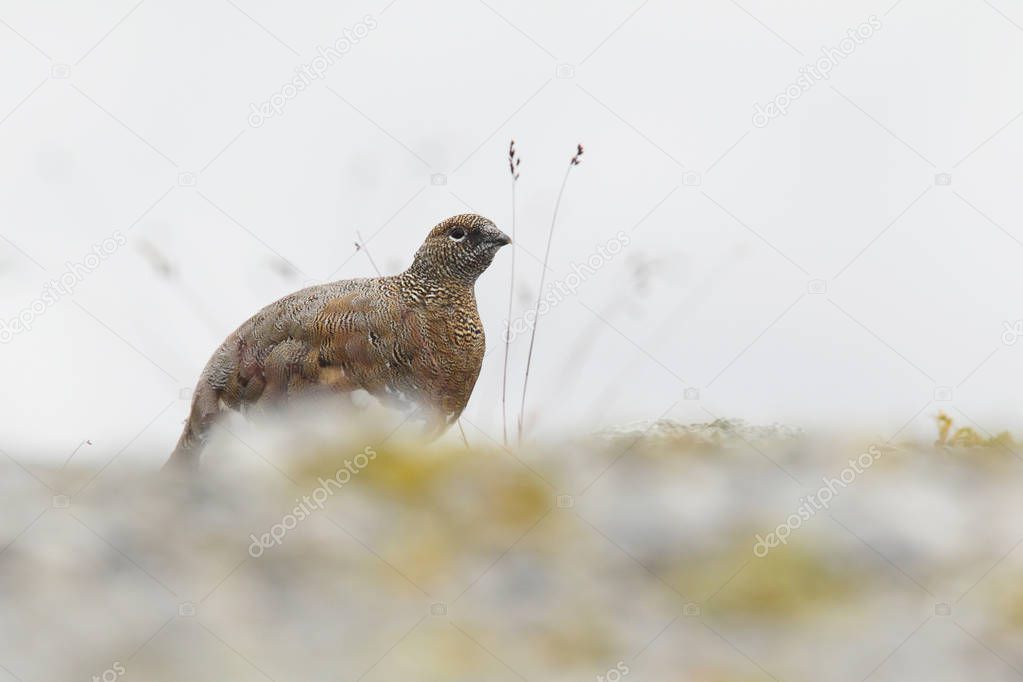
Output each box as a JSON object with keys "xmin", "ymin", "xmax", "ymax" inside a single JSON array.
[{"xmin": 2, "ymin": 416, "xmax": 1022, "ymax": 681}]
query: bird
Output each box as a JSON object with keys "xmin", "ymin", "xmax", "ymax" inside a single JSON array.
[{"xmin": 165, "ymin": 213, "xmax": 511, "ymax": 470}]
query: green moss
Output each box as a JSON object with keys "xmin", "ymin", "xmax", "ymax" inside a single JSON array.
[{"xmin": 668, "ymin": 539, "xmax": 864, "ymax": 620}]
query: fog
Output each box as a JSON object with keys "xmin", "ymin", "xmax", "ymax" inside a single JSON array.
[{"xmin": 2, "ymin": 0, "xmax": 1022, "ymax": 464}]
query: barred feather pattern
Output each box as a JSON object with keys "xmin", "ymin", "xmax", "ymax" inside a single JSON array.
[{"xmin": 166, "ymin": 214, "xmax": 510, "ymax": 469}]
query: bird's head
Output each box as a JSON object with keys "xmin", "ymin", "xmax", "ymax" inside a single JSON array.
[{"xmin": 407, "ymin": 213, "xmax": 511, "ymax": 285}]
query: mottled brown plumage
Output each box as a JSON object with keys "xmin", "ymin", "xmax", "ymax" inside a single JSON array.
[{"xmin": 165, "ymin": 214, "xmax": 510, "ymax": 469}]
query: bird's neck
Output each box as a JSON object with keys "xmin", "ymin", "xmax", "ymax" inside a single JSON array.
[
  {"xmin": 405, "ymin": 250, "xmax": 486, "ymax": 287},
  {"xmin": 396, "ymin": 269, "xmax": 476, "ymax": 305}
]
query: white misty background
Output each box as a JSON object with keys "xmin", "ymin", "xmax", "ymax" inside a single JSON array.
[{"xmin": 2, "ymin": 0, "xmax": 1022, "ymax": 464}]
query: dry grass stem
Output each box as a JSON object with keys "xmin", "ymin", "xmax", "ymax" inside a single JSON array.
[
  {"xmin": 518, "ymin": 144, "xmax": 584, "ymax": 445},
  {"xmin": 501, "ymin": 139, "xmax": 520, "ymax": 445}
]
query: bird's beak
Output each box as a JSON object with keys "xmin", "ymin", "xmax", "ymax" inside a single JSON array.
[{"xmin": 490, "ymin": 229, "xmax": 512, "ymax": 247}]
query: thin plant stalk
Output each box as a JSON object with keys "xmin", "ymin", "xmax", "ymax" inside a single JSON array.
[
  {"xmin": 501, "ymin": 140, "xmax": 520, "ymax": 446},
  {"xmin": 517, "ymin": 145, "xmax": 583, "ymax": 445},
  {"xmin": 500, "ymin": 180, "xmax": 516, "ymax": 445}
]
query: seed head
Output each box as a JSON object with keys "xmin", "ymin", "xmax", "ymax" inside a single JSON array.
[
  {"xmin": 570, "ymin": 144, "xmax": 584, "ymax": 166},
  {"xmin": 508, "ymin": 139, "xmax": 520, "ymax": 180}
]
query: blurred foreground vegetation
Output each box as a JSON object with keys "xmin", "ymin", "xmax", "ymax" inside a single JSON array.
[{"xmin": 1, "ymin": 415, "xmax": 1022, "ymax": 681}]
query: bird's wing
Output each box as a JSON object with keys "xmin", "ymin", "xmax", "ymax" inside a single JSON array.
[
  {"xmin": 210, "ymin": 280, "xmax": 445, "ymax": 415},
  {"xmin": 207, "ymin": 281, "xmax": 362, "ymax": 406},
  {"xmin": 311, "ymin": 287, "xmax": 434, "ymax": 408}
]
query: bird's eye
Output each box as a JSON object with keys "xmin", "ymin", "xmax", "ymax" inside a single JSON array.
[{"xmin": 449, "ymin": 227, "xmax": 466, "ymax": 241}]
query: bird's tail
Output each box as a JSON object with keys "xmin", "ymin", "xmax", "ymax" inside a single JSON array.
[
  {"xmin": 163, "ymin": 381, "xmax": 221, "ymax": 473},
  {"xmin": 163, "ymin": 434, "xmax": 200, "ymax": 473}
]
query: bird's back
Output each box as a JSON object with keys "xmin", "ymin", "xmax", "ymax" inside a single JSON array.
[{"xmin": 199, "ymin": 273, "xmax": 483, "ymax": 419}]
